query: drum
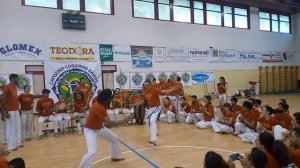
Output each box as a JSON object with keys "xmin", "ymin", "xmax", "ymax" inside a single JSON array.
[{"xmin": 134, "ymin": 104, "xmax": 145, "ymax": 125}]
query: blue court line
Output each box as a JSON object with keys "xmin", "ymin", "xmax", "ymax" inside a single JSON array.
[{"xmin": 118, "ymin": 139, "xmax": 159, "ymax": 168}]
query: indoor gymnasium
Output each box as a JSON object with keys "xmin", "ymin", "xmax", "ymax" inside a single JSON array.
[{"xmin": 0, "ymin": 0, "xmax": 300, "ymax": 168}]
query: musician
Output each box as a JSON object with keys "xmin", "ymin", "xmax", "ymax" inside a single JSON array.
[
  {"xmin": 108, "ymin": 88, "xmax": 131, "ymax": 121},
  {"xmin": 55, "ymin": 94, "xmax": 71, "ymax": 134},
  {"xmin": 217, "ymin": 76, "xmax": 228, "ymax": 102}
]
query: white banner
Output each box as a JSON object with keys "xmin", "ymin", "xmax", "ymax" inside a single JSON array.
[
  {"xmin": 166, "ymin": 47, "xmax": 189, "ymax": 62},
  {"xmin": 189, "ymin": 48, "xmax": 209, "ymax": 62},
  {"xmin": 282, "ymin": 52, "xmax": 296, "ymax": 63},
  {"xmin": 0, "ymin": 74, "xmax": 33, "ymax": 94},
  {"xmin": 210, "ymin": 49, "xmax": 238, "ymax": 63},
  {"xmin": 238, "ymin": 51, "xmax": 262, "ymax": 63},
  {"xmin": 154, "ymin": 47, "xmax": 165, "ymax": 62},
  {"xmin": 44, "ymin": 62, "xmax": 102, "ymax": 102},
  {"xmin": 130, "ymin": 72, "xmax": 145, "ymax": 89},
  {"xmin": 191, "ymin": 71, "xmax": 215, "ymax": 85},
  {"xmin": 0, "ymin": 43, "xmax": 44, "ymax": 60},
  {"xmin": 262, "ymin": 52, "xmax": 283, "ymax": 63},
  {"xmin": 46, "ymin": 43, "xmax": 99, "ymax": 62},
  {"xmin": 114, "ymin": 72, "xmax": 130, "ymax": 89},
  {"xmin": 113, "ymin": 45, "xmax": 131, "ymax": 62},
  {"xmin": 176, "ymin": 72, "xmax": 192, "ymax": 87}
]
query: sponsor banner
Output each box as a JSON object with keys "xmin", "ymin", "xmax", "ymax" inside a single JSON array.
[
  {"xmin": 0, "ymin": 74, "xmax": 33, "ymax": 94},
  {"xmin": 144, "ymin": 72, "xmax": 157, "ymax": 81},
  {"xmin": 177, "ymin": 72, "xmax": 192, "ymax": 87},
  {"xmin": 0, "ymin": 43, "xmax": 44, "ymax": 60},
  {"xmin": 189, "ymin": 48, "xmax": 209, "ymax": 62},
  {"xmin": 165, "ymin": 47, "xmax": 189, "ymax": 62},
  {"xmin": 191, "ymin": 72, "xmax": 215, "ymax": 85},
  {"xmin": 131, "ymin": 46, "xmax": 153, "ymax": 68},
  {"xmin": 262, "ymin": 52, "xmax": 283, "ymax": 63},
  {"xmin": 282, "ymin": 52, "xmax": 295, "ymax": 63},
  {"xmin": 130, "ymin": 72, "xmax": 145, "ymax": 89},
  {"xmin": 47, "ymin": 43, "xmax": 99, "ymax": 62},
  {"xmin": 45, "ymin": 61, "xmax": 102, "ymax": 102},
  {"xmin": 210, "ymin": 49, "xmax": 238, "ymax": 63},
  {"xmin": 113, "ymin": 45, "xmax": 131, "ymax": 62},
  {"xmin": 238, "ymin": 51, "xmax": 262, "ymax": 63},
  {"xmin": 113, "ymin": 72, "xmax": 130, "ymax": 89},
  {"xmin": 154, "ymin": 47, "xmax": 165, "ymax": 62},
  {"xmin": 157, "ymin": 72, "xmax": 168, "ymax": 83},
  {"xmin": 99, "ymin": 44, "xmax": 113, "ymax": 62}
]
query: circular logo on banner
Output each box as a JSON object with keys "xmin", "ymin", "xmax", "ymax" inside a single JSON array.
[
  {"xmin": 181, "ymin": 72, "xmax": 190, "ymax": 83},
  {"xmin": 18, "ymin": 75, "xmax": 31, "ymax": 91},
  {"xmin": 52, "ymin": 68, "xmax": 96, "ymax": 101},
  {"xmin": 0, "ymin": 77, "xmax": 7, "ymax": 88},
  {"xmin": 158, "ymin": 73, "xmax": 167, "ymax": 82},
  {"xmin": 145, "ymin": 73, "xmax": 155, "ymax": 81},
  {"xmin": 170, "ymin": 72, "xmax": 178, "ymax": 78},
  {"xmin": 116, "ymin": 73, "xmax": 128, "ymax": 87},
  {"xmin": 132, "ymin": 73, "xmax": 143, "ymax": 86}
]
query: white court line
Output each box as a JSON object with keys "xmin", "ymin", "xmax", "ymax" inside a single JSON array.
[{"xmin": 92, "ymin": 145, "xmax": 243, "ymax": 165}]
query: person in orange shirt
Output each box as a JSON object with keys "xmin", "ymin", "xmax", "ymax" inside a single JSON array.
[
  {"xmin": 230, "ymin": 97, "xmax": 243, "ymax": 118},
  {"xmin": 178, "ymin": 97, "xmax": 191, "ymax": 122},
  {"xmin": 92, "ymin": 90, "xmax": 102, "ymax": 105},
  {"xmin": 2, "ymin": 74, "xmax": 22, "ymax": 151},
  {"xmin": 185, "ymin": 95, "xmax": 204, "ymax": 124},
  {"xmin": 196, "ymin": 95, "xmax": 214, "ymax": 129},
  {"xmin": 128, "ymin": 90, "xmax": 144, "ymax": 124},
  {"xmin": 73, "ymin": 91, "xmax": 89, "ymax": 134},
  {"xmin": 36, "ymin": 89, "xmax": 58, "ymax": 139},
  {"xmin": 109, "ymin": 88, "xmax": 131, "ymax": 121},
  {"xmin": 55, "ymin": 94, "xmax": 71, "ymax": 134},
  {"xmin": 290, "ymin": 127, "xmax": 300, "ymax": 167},
  {"xmin": 79, "ymin": 89, "xmax": 134, "ymax": 168},
  {"xmin": 160, "ymin": 97, "xmax": 176, "ymax": 123},
  {"xmin": 217, "ymin": 76, "xmax": 228, "ymax": 102},
  {"xmin": 166, "ymin": 76, "xmax": 183, "ymax": 122},
  {"xmin": 274, "ymin": 102, "xmax": 292, "ymax": 141},
  {"xmin": 73, "ymin": 78, "xmax": 91, "ymax": 105},
  {"xmin": 18, "ymin": 85, "xmax": 36, "ymax": 141},
  {"xmin": 150, "ymin": 78, "xmax": 159, "ymax": 89},
  {"xmin": 211, "ymin": 103, "xmax": 235, "ymax": 133}
]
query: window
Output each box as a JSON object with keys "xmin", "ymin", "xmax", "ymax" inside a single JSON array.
[
  {"xmin": 206, "ymin": 3, "xmax": 221, "ymax": 26},
  {"xmin": 193, "ymin": 1, "xmax": 203, "ymax": 24},
  {"xmin": 224, "ymin": 6, "xmax": 232, "ymax": 27},
  {"xmin": 158, "ymin": 0, "xmax": 170, "ymax": 20},
  {"xmin": 234, "ymin": 8, "xmax": 248, "ymax": 28},
  {"xmin": 173, "ymin": 0, "xmax": 191, "ymax": 23},
  {"xmin": 23, "ymin": 0, "xmax": 114, "ymax": 14},
  {"xmin": 134, "ymin": 0, "xmax": 155, "ymax": 19},
  {"xmin": 259, "ymin": 10, "xmax": 291, "ymax": 33}
]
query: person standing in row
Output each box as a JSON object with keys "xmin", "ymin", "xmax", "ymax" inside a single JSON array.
[{"xmin": 217, "ymin": 76, "xmax": 228, "ymax": 102}]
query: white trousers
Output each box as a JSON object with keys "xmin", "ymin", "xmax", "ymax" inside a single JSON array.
[
  {"xmin": 234, "ymin": 121, "xmax": 255, "ymax": 135},
  {"xmin": 178, "ymin": 111, "xmax": 187, "ymax": 121},
  {"xmin": 1, "ymin": 119, "xmax": 6, "ymax": 144},
  {"xmin": 160, "ymin": 111, "xmax": 175, "ymax": 123},
  {"xmin": 108, "ymin": 108, "xmax": 131, "ymax": 121},
  {"xmin": 56, "ymin": 113, "xmax": 71, "ymax": 130},
  {"xmin": 211, "ymin": 121, "xmax": 233, "ymax": 133},
  {"xmin": 219, "ymin": 94, "xmax": 227, "ymax": 102},
  {"xmin": 274, "ymin": 125, "xmax": 289, "ymax": 141},
  {"xmin": 185, "ymin": 113, "xmax": 203, "ymax": 124},
  {"xmin": 213, "ymin": 108, "xmax": 223, "ymax": 122},
  {"xmin": 79, "ymin": 127, "xmax": 121, "ymax": 168},
  {"xmin": 74, "ymin": 112, "xmax": 88, "ymax": 131},
  {"xmin": 146, "ymin": 106, "xmax": 161, "ymax": 142},
  {"xmin": 238, "ymin": 132, "xmax": 259, "ymax": 142},
  {"xmin": 38, "ymin": 115, "xmax": 58, "ymax": 136},
  {"xmin": 168, "ymin": 96, "xmax": 179, "ymax": 120},
  {"xmin": 21, "ymin": 110, "xmax": 33, "ymax": 140},
  {"xmin": 6, "ymin": 111, "xmax": 21, "ymax": 150},
  {"xmin": 196, "ymin": 120, "xmax": 212, "ymax": 129}
]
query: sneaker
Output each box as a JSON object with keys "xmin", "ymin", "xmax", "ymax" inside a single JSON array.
[
  {"xmin": 111, "ymin": 158, "xmax": 125, "ymax": 162},
  {"xmin": 148, "ymin": 140, "xmax": 157, "ymax": 146}
]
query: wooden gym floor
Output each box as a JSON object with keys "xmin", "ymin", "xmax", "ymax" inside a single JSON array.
[{"xmin": 5, "ymin": 92, "xmax": 300, "ymax": 168}]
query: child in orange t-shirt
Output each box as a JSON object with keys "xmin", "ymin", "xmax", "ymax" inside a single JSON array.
[
  {"xmin": 178, "ymin": 97, "xmax": 191, "ymax": 122},
  {"xmin": 211, "ymin": 103, "xmax": 235, "ymax": 133},
  {"xmin": 196, "ymin": 95, "xmax": 214, "ymax": 129},
  {"xmin": 160, "ymin": 97, "xmax": 176, "ymax": 123}
]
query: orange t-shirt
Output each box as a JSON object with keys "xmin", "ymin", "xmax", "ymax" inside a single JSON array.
[
  {"xmin": 204, "ymin": 103, "xmax": 214, "ymax": 121},
  {"xmin": 275, "ymin": 113, "xmax": 292, "ymax": 130},
  {"xmin": 232, "ymin": 104, "xmax": 243, "ymax": 115},
  {"xmin": 158, "ymin": 82, "xmax": 166, "ymax": 90},
  {"xmin": 164, "ymin": 102, "xmax": 176, "ymax": 113},
  {"xmin": 241, "ymin": 108, "xmax": 259, "ymax": 128},
  {"xmin": 218, "ymin": 82, "xmax": 227, "ymax": 94},
  {"xmin": 191, "ymin": 101, "xmax": 203, "ymax": 112},
  {"xmin": 85, "ymin": 102, "xmax": 107, "ymax": 129},
  {"xmin": 112, "ymin": 95, "xmax": 125, "ymax": 108},
  {"xmin": 0, "ymin": 157, "xmax": 8, "ymax": 168},
  {"xmin": 3, "ymin": 83, "xmax": 18, "ymax": 111},
  {"xmin": 222, "ymin": 110, "xmax": 235, "ymax": 126},
  {"xmin": 167, "ymin": 82, "xmax": 182, "ymax": 96},
  {"xmin": 265, "ymin": 152, "xmax": 280, "ymax": 168},
  {"xmin": 36, "ymin": 98, "xmax": 54, "ymax": 116},
  {"xmin": 74, "ymin": 85, "xmax": 91, "ymax": 102},
  {"xmin": 74, "ymin": 99, "xmax": 87, "ymax": 113},
  {"xmin": 18, "ymin": 93, "xmax": 34, "ymax": 111},
  {"xmin": 290, "ymin": 149, "xmax": 300, "ymax": 168},
  {"xmin": 151, "ymin": 83, "xmax": 160, "ymax": 89},
  {"xmin": 143, "ymin": 88, "xmax": 162, "ymax": 107},
  {"xmin": 129, "ymin": 95, "xmax": 142, "ymax": 104},
  {"xmin": 181, "ymin": 102, "xmax": 191, "ymax": 113},
  {"xmin": 258, "ymin": 117, "xmax": 278, "ymax": 131},
  {"xmin": 55, "ymin": 100, "xmax": 68, "ymax": 113}
]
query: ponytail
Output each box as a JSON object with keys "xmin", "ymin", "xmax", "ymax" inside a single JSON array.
[{"xmin": 272, "ymin": 140, "xmax": 290, "ymax": 167}]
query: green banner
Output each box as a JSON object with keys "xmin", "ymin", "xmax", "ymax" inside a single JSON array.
[{"xmin": 99, "ymin": 44, "xmax": 113, "ymax": 62}]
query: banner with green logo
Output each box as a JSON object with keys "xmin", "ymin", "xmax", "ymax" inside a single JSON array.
[
  {"xmin": 0, "ymin": 74, "xmax": 33, "ymax": 94},
  {"xmin": 113, "ymin": 72, "xmax": 130, "ymax": 89},
  {"xmin": 99, "ymin": 44, "xmax": 113, "ymax": 62}
]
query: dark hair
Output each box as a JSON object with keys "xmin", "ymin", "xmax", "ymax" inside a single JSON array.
[
  {"xmin": 230, "ymin": 97, "xmax": 238, "ymax": 103},
  {"xmin": 258, "ymin": 132, "xmax": 289, "ymax": 167},
  {"xmin": 177, "ymin": 76, "xmax": 181, "ymax": 81},
  {"xmin": 249, "ymin": 147, "xmax": 267, "ymax": 168},
  {"xmin": 9, "ymin": 74, "xmax": 19, "ymax": 81},
  {"xmin": 180, "ymin": 97, "xmax": 186, "ymax": 101},
  {"xmin": 97, "ymin": 89, "xmax": 114, "ymax": 106},
  {"xmin": 191, "ymin": 95, "xmax": 197, "ymax": 99},
  {"xmin": 204, "ymin": 95, "xmax": 212, "ymax": 104},
  {"xmin": 292, "ymin": 128, "xmax": 300, "ymax": 149},
  {"xmin": 280, "ymin": 99, "xmax": 287, "ymax": 104},
  {"xmin": 23, "ymin": 85, "xmax": 30, "ymax": 90},
  {"xmin": 293, "ymin": 112, "xmax": 300, "ymax": 125},
  {"xmin": 248, "ymin": 98, "xmax": 255, "ymax": 104},
  {"xmin": 152, "ymin": 78, "xmax": 156, "ymax": 81},
  {"xmin": 264, "ymin": 105, "xmax": 275, "ymax": 116},
  {"xmin": 242, "ymin": 101, "xmax": 253, "ymax": 110},
  {"xmin": 219, "ymin": 76, "xmax": 225, "ymax": 83},
  {"xmin": 144, "ymin": 80, "xmax": 151, "ymax": 84},
  {"xmin": 254, "ymin": 99, "xmax": 262, "ymax": 106},
  {"xmin": 204, "ymin": 151, "xmax": 229, "ymax": 168},
  {"xmin": 42, "ymin": 89, "xmax": 50, "ymax": 94},
  {"xmin": 223, "ymin": 103, "xmax": 232, "ymax": 111},
  {"xmin": 9, "ymin": 157, "xmax": 25, "ymax": 168},
  {"xmin": 279, "ymin": 102, "xmax": 289, "ymax": 111},
  {"xmin": 164, "ymin": 97, "xmax": 170, "ymax": 101}
]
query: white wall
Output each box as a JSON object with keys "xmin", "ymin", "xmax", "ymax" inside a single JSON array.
[{"xmin": 0, "ymin": 0, "xmax": 298, "ymax": 74}]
